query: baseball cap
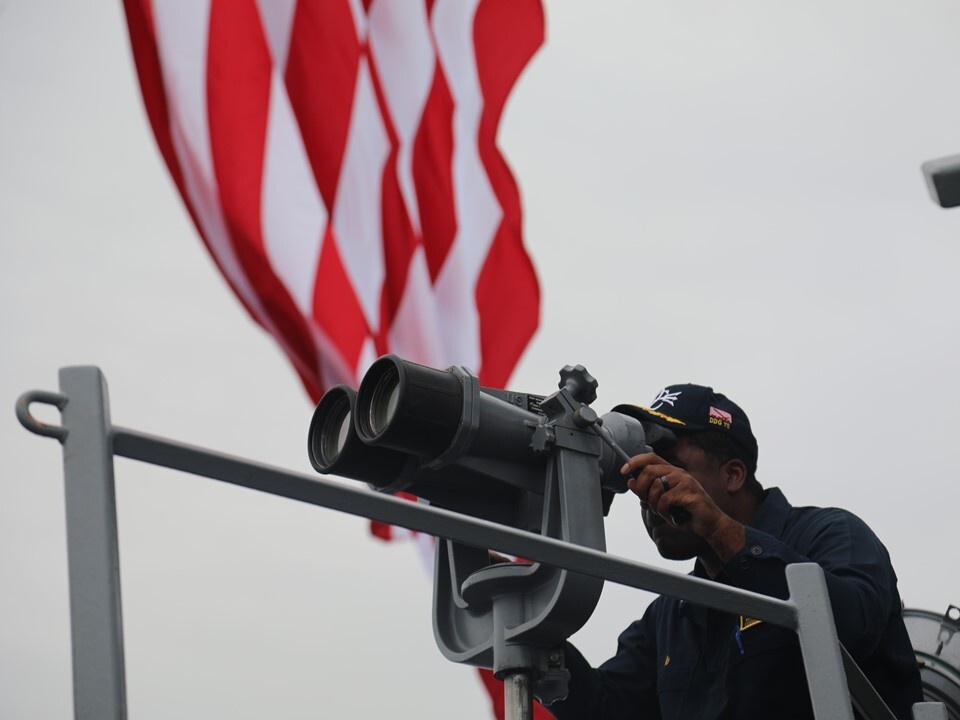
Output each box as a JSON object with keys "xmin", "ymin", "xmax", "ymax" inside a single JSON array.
[{"xmin": 613, "ymin": 384, "xmax": 758, "ymax": 470}]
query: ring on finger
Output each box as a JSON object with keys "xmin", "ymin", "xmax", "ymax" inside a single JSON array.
[{"xmin": 659, "ymin": 475, "xmax": 670, "ymax": 491}]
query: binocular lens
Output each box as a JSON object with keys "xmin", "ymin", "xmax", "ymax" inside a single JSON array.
[
  {"xmin": 308, "ymin": 383, "xmax": 411, "ymax": 485},
  {"xmin": 368, "ymin": 366, "xmax": 401, "ymax": 435},
  {"xmin": 317, "ymin": 394, "xmax": 352, "ymax": 466}
]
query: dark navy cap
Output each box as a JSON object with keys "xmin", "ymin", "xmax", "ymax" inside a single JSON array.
[{"xmin": 613, "ymin": 384, "xmax": 758, "ymax": 469}]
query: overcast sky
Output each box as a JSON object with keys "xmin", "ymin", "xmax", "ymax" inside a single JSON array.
[{"xmin": 3, "ymin": 2, "xmax": 960, "ymax": 718}]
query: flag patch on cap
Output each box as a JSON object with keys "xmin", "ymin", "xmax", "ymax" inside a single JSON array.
[{"xmin": 709, "ymin": 406, "xmax": 733, "ymax": 429}]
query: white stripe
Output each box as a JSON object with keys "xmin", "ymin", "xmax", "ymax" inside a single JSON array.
[
  {"xmin": 261, "ymin": 75, "xmax": 328, "ymax": 317},
  {"xmin": 414, "ymin": 529, "xmax": 436, "ymax": 573},
  {"xmin": 330, "ymin": 57, "xmax": 389, "ymax": 332},
  {"xmin": 314, "ymin": 324, "xmax": 361, "ymax": 389},
  {"xmin": 387, "ymin": 247, "xmax": 446, "ymax": 367},
  {"xmin": 151, "ymin": 0, "xmax": 217, "ymax": 203},
  {"xmin": 390, "ymin": 526, "xmax": 415, "ymax": 541},
  {"xmin": 368, "ymin": 0, "xmax": 435, "ymax": 236},
  {"xmin": 432, "ymin": 0, "xmax": 502, "ymax": 372},
  {"xmin": 356, "ymin": 337, "xmax": 379, "ymax": 381},
  {"xmin": 347, "ymin": 0, "xmax": 368, "ymax": 42},
  {"xmin": 150, "ymin": 0, "xmax": 318, "ymax": 383},
  {"xmin": 254, "ymin": 0, "xmax": 298, "ymax": 70},
  {"xmin": 151, "ymin": 0, "xmax": 258, "ymax": 314}
]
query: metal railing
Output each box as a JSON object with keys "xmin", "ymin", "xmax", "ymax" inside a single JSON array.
[{"xmin": 15, "ymin": 366, "xmax": 948, "ymax": 720}]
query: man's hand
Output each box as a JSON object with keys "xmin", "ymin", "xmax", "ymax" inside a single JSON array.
[{"xmin": 621, "ymin": 452, "xmax": 746, "ymax": 568}]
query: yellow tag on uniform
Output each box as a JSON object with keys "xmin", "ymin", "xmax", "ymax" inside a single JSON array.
[
  {"xmin": 739, "ymin": 616, "xmax": 762, "ymax": 632},
  {"xmin": 664, "ymin": 655, "xmax": 671, "ymax": 667}
]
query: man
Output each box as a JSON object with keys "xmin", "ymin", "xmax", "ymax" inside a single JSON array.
[{"xmin": 546, "ymin": 384, "xmax": 922, "ymax": 720}]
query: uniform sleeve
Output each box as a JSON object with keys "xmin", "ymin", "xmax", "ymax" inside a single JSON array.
[
  {"xmin": 549, "ymin": 602, "xmax": 662, "ymax": 720},
  {"xmin": 721, "ymin": 508, "xmax": 895, "ymax": 659}
]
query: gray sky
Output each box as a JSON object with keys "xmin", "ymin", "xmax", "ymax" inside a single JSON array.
[{"xmin": 3, "ymin": 2, "xmax": 959, "ymax": 718}]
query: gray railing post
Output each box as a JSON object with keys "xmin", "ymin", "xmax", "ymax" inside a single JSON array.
[
  {"xmin": 788, "ymin": 563, "xmax": 855, "ymax": 720},
  {"xmin": 59, "ymin": 366, "xmax": 127, "ymax": 720},
  {"xmin": 912, "ymin": 702, "xmax": 949, "ymax": 719}
]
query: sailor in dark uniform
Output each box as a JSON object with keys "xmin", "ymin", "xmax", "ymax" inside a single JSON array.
[{"xmin": 547, "ymin": 384, "xmax": 922, "ymax": 720}]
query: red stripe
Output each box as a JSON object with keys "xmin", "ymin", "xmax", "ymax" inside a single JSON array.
[
  {"xmin": 477, "ymin": 668, "xmax": 555, "ymax": 720},
  {"xmin": 369, "ymin": 520, "xmax": 394, "ymax": 541},
  {"xmin": 121, "ymin": 0, "xmax": 187, "ymax": 207},
  {"xmin": 207, "ymin": 0, "xmax": 271, "ymax": 257},
  {"xmin": 473, "ymin": 0, "xmax": 544, "ymax": 388},
  {"xmin": 284, "ymin": 0, "xmax": 361, "ymax": 212},
  {"xmin": 474, "ymin": 228, "xmax": 540, "ymax": 390},
  {"xmin": 473, "ymin": 0, "xmax": 544, "ymax": 134},
  {"xmin": 363, "ymin": 48, "xmax": 419, "ymax": 348},
  {"xmin": 377, "ymin": 157, "xmax": 418, "ymax": 353},
  {"xmin": 121, "ymin": 0, "xmax": 236, "ymax": 316},
  {"xmin": 412, "ymin": 58, "xmax": 457, "ymax": 282},
  {"xmin": 312, "ymin": 225, "xmax": 369, "ymax": 373},
  {"xmin": 122, "ymin": 0, "xmax": 299, "ymax": 391},
  {"xmin": 206, "ymin": 0, "xmax": 323, "ymax": 401}
]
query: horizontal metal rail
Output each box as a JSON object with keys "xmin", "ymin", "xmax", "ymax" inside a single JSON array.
[{"xmin": 112, "ymin": 425, "xmax": 800, "ymax": 630}]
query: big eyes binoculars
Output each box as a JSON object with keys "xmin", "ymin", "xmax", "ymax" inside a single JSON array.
[{"xmin": 307, "ymin": 355, "xmax": 659, "ymax": 694}]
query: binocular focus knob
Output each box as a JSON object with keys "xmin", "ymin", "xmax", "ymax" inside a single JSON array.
[{"xmin": 558, "ymin": 365, "xmax": 598, "ymax": 405}]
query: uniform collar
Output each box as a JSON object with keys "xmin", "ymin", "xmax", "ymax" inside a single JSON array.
[{"xmin": 747, "ymin": 487, "xmax": 792, "ymax": 538}]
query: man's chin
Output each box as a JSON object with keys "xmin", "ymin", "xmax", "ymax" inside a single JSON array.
[
  {"xmin": 655, "ymin": 539, "xmax": 699, "ymax": 561},
  {"xmin": 651, "ymin": 527, "xmax": 702, "ymax": 561}
]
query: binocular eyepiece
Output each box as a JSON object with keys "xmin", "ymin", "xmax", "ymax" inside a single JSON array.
[
  {"xmin": 354, "ymin": 355, "xmax": 465, "ymax": 458},
  {"xmin": 308, "ymin": 383, "xmax": 410, "ymax": 488}
]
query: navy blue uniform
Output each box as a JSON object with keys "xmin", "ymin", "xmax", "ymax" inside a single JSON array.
[{"xmin": 549, "ymin": 488, "xmax": 922, "ymax": 720}]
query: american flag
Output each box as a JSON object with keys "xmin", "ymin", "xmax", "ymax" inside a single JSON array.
[
  {"xmin": 122, "ymin": 0, "xmax": 546, "ymax": 716},
  {"xmin": 122, "ymin": 0, "xmax": 541, "ymax": 400}
]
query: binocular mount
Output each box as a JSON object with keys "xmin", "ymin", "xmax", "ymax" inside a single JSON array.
[{"xmin": 308, "ymin": 356, "xmax": 651, "ymax": 707}]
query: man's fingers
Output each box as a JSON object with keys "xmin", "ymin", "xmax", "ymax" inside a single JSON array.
[
  {"xmin": 628, "ymin": 465, "xmax": 679, "ymax": 524},
  {"xmin": 626, "ymin": 463, "xmax": 674, "ymax": 495},
  {"xmin": 621, "ymin": 454, "xmax": 705, "ymax": 527},
  {"xmin": 620, "ymin": 452, "xmax": 665, "ymax": 477},
  {"xmin": 644, "ymin": 471, "xmax": 697, "ymax": 526},
  {"xmin": 654, "ymin": 484, "xmax": 689, "ymax": 524},
  {"xmin": 646, "ymin": 468, "xmax": 677, "ymax": 509}
]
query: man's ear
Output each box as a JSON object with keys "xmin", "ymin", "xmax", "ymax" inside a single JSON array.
[{"xmin": 723, "ymin": 459, "xmax": 748, "ymax": 493}]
